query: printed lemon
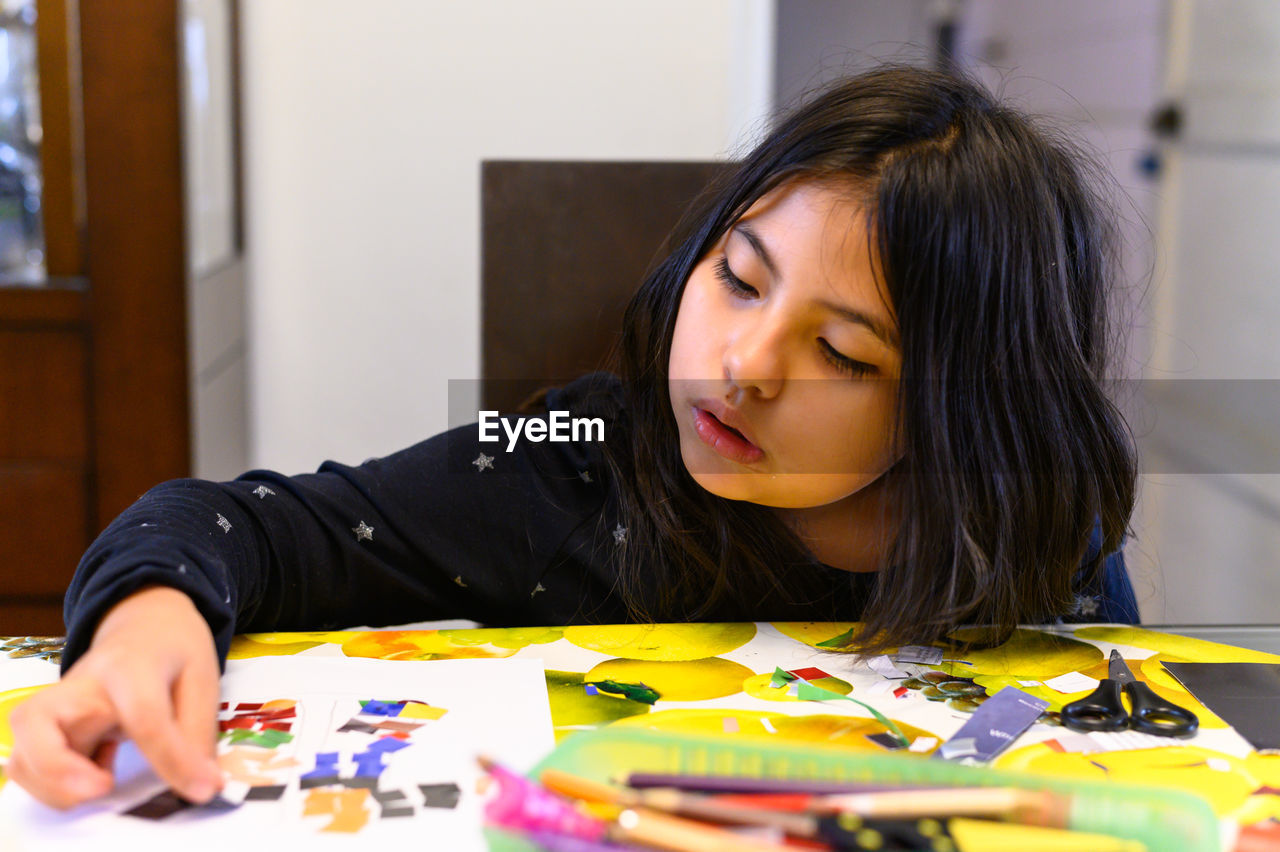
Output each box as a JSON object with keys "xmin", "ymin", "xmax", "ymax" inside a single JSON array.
[
  {"xmin": 544, "ymin": 669, "xmax": 650, "ymax": 741},
  {"xmin": 612, "ymin": 708, "xmax": 936, "ymax": 751},
  {"xmin": 742, "ymin": 672, "xmax": 852, "ymax": 702},
  {"xmin": 341, "ymin": 630, "xmax": 515, "ymax": 661},
  {"xmin": 228, "ymin": 636, "xmax": 326, "ymax": 659},
  {"xmin": 1074, "ymin": 626, "xmax": 1280, "ymax": 665},
  {"xmin": 995, "ymin": 743, "xmax": 1257, "ymax": 816},
  {"xmin": 940, "ymin": 628, "xmax": 1102, "ymax": 678},
  {"xmin": 583, "ymin": 657, "xmax": 752, "ymax": 702},
  {"xmin": 770, "ymin": 622, "xmax": 864, "ymax": 649},
  {"xmin": 439, "ymin": 626, "xmax": 564, "ymax": 650},
  {"xmin": 0, "ymin": 684, "xmax": 48, "ymax": 765},
  {"xmin": 563, "ymin": 623, "xmax": 755, "ymax": 661}
]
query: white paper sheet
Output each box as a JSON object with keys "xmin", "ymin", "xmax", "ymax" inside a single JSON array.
[{"xmin": 0, "ymin": 656, "xmax": 553, "ymax": 851}]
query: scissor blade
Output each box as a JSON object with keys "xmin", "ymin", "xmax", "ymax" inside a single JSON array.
[{"xmin": 1108, "ymin": 648, "xmax": 1136, "ymax": 684}]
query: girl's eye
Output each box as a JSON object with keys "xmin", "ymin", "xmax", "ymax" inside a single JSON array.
[
  {"xmin": 714, "ymin": 256, "xmax": 757, "ymax": 297},
  {"xmin": 819, "ymin": 339, "xmax": 876, "ymax": 378}
]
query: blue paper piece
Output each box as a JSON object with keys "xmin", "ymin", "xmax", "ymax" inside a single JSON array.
[
  {"xmin": 367, "ymin": 737, "xmax": 411, "ymax": 755},
  {"xmin": 360, "ymin": 699, "xmax": 405, "ymax": 717},
  {"xmin": 302, "ymin": 751, "xmax": 341, "ymax": 778},
  {"xmin": 936, "ymin": 686, "xmax": 1048, "ymax": 762}
]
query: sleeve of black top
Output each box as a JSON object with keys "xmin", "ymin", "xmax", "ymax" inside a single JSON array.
[{"xmin": 61, "ymin": 376, "xmax": 619, "ymax": 674}]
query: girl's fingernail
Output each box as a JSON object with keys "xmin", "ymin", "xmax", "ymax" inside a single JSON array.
[{"xmin": 187, "ymin": 779, "xmax": 217, "ymax": 802}]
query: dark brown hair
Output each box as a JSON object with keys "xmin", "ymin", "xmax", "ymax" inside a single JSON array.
[{"xmin": 602, "ymin": 64, "xmax": 1136, "ymax": 649}]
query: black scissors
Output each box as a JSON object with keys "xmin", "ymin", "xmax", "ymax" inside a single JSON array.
[{"xmin": 1061, "ymin": 649, "xmax": 1199, "ymax": 738}]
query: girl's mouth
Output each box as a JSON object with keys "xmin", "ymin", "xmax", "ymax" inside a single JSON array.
[{"xmin": 691, "ymin": 406, "xmax": 765, "ymax": 464}]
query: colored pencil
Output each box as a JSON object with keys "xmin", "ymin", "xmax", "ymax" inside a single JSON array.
[
  {"xmin": 620, "ymin": 772, "xmax": 928, "ymax": 796},
  {"xmin": 541, "ymin": 769, "xmax": 820, "ymax": 837},
  {"xmin": 558, "ymin": 768, "xmax": 1070, "ymax": 829},
  {"xmin": 482, "ymin": 757, "xmax": 793, "ymax": 852},
  {"xmin": 815, "ymin": 787, "xmax": 1069, "ymax": 827}
]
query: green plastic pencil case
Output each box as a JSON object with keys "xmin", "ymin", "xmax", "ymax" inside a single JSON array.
[{"xmin": 485, "ymin": 727, "xmax": 1224, "ymax": 852}]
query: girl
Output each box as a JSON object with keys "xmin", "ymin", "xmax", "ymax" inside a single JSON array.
[{"xmin": 9, "ymin": 65, "xmax": 1138, "ymax": 809}]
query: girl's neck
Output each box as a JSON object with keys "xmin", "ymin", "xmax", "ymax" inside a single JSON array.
[{"xmin": 772, "ymin": 472, "xmax": 898, "ymax": 573}]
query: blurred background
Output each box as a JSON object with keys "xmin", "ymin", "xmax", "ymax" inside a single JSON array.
[{"xmin": 0, "ymin": 0, "xmax": 1276, "ymax": 633}]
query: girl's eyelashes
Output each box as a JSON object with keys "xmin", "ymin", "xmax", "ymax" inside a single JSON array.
[
  {"xmin": 713, "ymin": 255, "xmax": 757, "ymax": 296},
  {"xmin": 714, "ymin": 255, "xmax": 876, "ymax": 380},
  {"xmin": 820, "ymin": 339, "xmax": 876, "ymax": 377}
]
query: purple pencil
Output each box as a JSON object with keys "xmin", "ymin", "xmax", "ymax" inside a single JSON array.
[
  {"xmin": 620, "ymin": 772, "xmax": 937, "ymax": 796},
  {"xmin": 525, "ymin": 828, "xmax": 649, "ymax": 852}
]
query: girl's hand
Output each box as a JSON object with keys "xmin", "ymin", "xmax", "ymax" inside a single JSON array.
[{"xmin": 7, "ymin": 585, "xmax": 224, "ymax": 809}]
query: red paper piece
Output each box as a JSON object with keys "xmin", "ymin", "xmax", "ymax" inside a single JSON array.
[{"xmin": 787, "ymin": 667, "xmax": 830, "ymax": 681}]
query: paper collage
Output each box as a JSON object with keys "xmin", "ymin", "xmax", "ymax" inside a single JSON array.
[
  {"xmin": 2, "ymin": 622, "xmax": 1280, "ymax": 842},
  {"xmin": 0, "ymin": 656, "xmax": 554, "ymax": 850}
]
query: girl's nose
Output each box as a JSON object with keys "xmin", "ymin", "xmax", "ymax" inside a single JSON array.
[{"xmin": 722, "ymin": 319, "xmax": 785, "ymax": 399}]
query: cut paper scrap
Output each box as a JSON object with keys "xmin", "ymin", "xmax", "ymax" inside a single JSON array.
[
  {"xmin": 814, "ymin": 627, "xmax": 856, "ymax": 649},
  {"xmin": 581, "ymin": 679, "xmax": 660, "ymax": 705},
  {"xmin": 303, "ymin": 787, "xmax": 371, "ymax": 833},
  {"xmin": 893, "ymin": 645, "xmax": 945, "ymax": 666},
  {"xmin": 936, "ymin": 686, "xmax": 1048, "ymax": 762},
  {"xmin": 866, "ymin": 655, "xmax": 911, "ymax": 679},
  {"xmin": 1042, "ymin": 671, "xmax": 1101, "ymax": 694},
  {"xmin": 0, "ymin": 656, "xmax": 554, "ymax": 851},
  {"xmin": 909, "ymin": 736, "xmax": 939, "ymax": 753},
  {"xmin": 1045, "ymin": 730, "xmax": 1184, "ymax": 755},
  {"xmin": 1164, "ymin": 661, "xmax": 1280, "ymax": 752},
  {"xmin": 771, "ymin": 667, "xmax": 909, "ymax": 747},
  {"xmin": 744, "ymin": 671, "xmax": 851, "ymax": 703}
]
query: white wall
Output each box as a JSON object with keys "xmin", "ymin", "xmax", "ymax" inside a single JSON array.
[{"xmin": 241, "ymin": 0, "xmax": 774, "ymax": 473}]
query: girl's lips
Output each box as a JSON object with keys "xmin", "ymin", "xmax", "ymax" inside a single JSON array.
[{"xmin": 691, "ymin": 406, "xmax": 764, "ymax": 464}]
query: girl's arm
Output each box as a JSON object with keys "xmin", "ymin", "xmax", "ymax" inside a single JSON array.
[{"xmin": 62, "ymin": 384, "xmax": 621, "ymax": 674}]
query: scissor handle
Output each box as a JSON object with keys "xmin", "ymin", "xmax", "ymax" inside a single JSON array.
[
  {"xmin": 1126, "ymin": 681, "xmax": 1199, "ymax": 738},
  {"xmin": 1061, "ymin": 679, "xmax": 1128, "ymax": 732}
]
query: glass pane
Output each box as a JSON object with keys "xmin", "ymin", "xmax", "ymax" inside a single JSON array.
[{"xmin": 0, "ymin": 0, "xmax": 42, "ymax": 284}]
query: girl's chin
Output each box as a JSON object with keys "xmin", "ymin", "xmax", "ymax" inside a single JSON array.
[{"xmin": 685, "ymin": 462, "xmax": 875, "ymax": 510}]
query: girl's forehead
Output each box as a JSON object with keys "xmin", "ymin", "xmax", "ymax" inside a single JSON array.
[
  {"xmin": 734, "ymin": 183, "xmax": 886, "ymax": 289},
  {"xmin": 735, "ymin": 181, "xmax": 871, "ymax": 247}
]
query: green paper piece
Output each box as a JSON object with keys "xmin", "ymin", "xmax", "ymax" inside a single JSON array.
[
  {"xmin": 251, "ymin": 728, "xmax": 294, "ymax": 747},
  {"xmin": 795, "ymin": 680, "xmax": 909, "ymax": 748},
  {"xmin": 770, "ymin": 667, "xmax": 798, "ymax": 688},
  {"xmin": 815, "ymin": 628, "xmax": 856, "ymax": 649},
  {"xmin": 585, "ymin": 680, "xmax": 661, "ymax": 705}
]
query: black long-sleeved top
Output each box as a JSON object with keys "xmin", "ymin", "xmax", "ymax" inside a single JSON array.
[{"xmin": 61, "ymin": 373, "xmax": 1137, "ymax": 674}]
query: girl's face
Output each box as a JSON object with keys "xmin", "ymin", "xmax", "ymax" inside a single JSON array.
[{"xmin": 668, "ymin": 181, "xmax": 902, "ymax": 510}]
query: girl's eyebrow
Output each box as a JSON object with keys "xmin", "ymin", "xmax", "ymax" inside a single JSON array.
[{"xmin": 732, "ymin": 222, "xmax": 900, "ymax": 351}]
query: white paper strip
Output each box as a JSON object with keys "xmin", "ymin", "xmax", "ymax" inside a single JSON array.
[{"xmin": 1043, "ymin": 672, "xmax": 1100, "ymax": 693}]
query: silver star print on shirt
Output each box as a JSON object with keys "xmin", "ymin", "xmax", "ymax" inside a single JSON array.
[
  {"xmin": 579, "ymin": 469, "xmax": 592, "ymax": 483},
  {"xmin": 352, "ymin": 521, "xmax": 374, "ymax": 542},
  {"xmin": 1073, "ymin": 594, "xmax": 1099, "ymax": 617},
  {"xmin": 613, "ymin": 524, "xmax": 627, "ymax": 544},
  {"xmin": 454, "ymin": 575, "xmax": 468, "ymax": 588},
  {"xmin": 253, "ymin": 485, "xmax": 275, "ymax": 499},
  {"xmin": 216, "ymin": 513, "xmax": 232, "ymax": 533},
  {"xmin": 531, "ymin": 582, "xmax": 546, "ymax": 598},
  {"xmin": 472, "ymin": 452, "xmax": 494, "ymax": 472}
]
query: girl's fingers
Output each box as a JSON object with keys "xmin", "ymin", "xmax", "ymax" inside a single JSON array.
[
  {"xmin": 104, "ymin": 670, "xmax": 221, "ymax": 804},
  {"xmin": 7, "ymin": 691, "xmax": 116, "ymax": 809},
  {"xmin": 172, "ymin": 660, "xmax": 223, "ymax": 772}
]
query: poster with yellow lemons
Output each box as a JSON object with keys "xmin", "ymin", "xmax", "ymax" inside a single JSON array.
[{"xmin": 2, "ymin": 622, "xmax": 1278, "ymax": 833}]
